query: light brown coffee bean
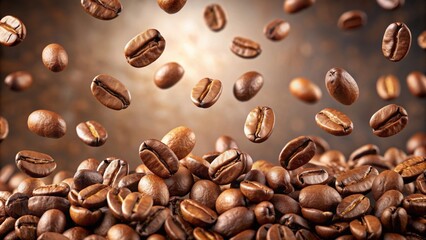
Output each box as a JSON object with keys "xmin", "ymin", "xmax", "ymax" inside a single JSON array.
[
  {"xmin": 263, "ymin": 19, "xmax": 290, "ymax": 41},
  {"xmin": 283, "ymin": 0, "xmax": 315, "ymax": 14},
  {"xmin": 204, "ymin": 4, "xmax": 226, "ymax": 32},
  {"xmin": 42, "ymin": 43, "xmax": 68, "ymax": 72},
  {"xmin": 376, "ymin": 74, "xmax": 400, "ymax": 100},
  {"xmin": 124, "ymin": 29, "xmax": 166, "ymax": 68},
  {"xmin": 289, "ymin": 77, "xmax": 322, "ymax": 104},
  {"xmin": 230, "ymin": 37, "xmax": 261, "ymax": 59},
  {"xmin": 157, "ymin": 0, "xmax": 187, "ymax": 14},
  {"xmin": 139, "ymin": 139, "xmax": 179, "ymax": 178},
  {"xmin": 234, "ymin": 71, "xmax": 264, "ymax": 101},
  {"xmin": 377, "ymin": 0, "xmax": 404, "ymax": 10},
  {"xmin": 325, "ymin": 67, "xmax": 359, "ymax": 105},
  {"xmin": 406, "ymin": 71, "xmax": 426, "ymax": 98},
  {"xmin": 315, "ymin": 108, "xmax": 353, "ymax": 136},
  {"xmin": 76, "ymin": 120, "xmax": 108, "ymax": 147},
  {"xmin": 0, "ymin": 15, "xmax": 26, "ymax": 46},
  {"xmin": 80, "ymin": 0, "xmax": 122, "ymax": 20},
  {"xmin": 191, "ymin": 78, "xmax": 222, "ymax": 108},
  {"xmin": 27, "ymin": 110, "xmax": 67, "ymax": 138},
  {"xmin": 418, "ymin": 30, "xmax": 426, "ymax": 49},
  {"xmin": 369, "ymin": 104, "xmax": 408, "ymax": 137},
  {"xmin": 154, "ymin": 62, "xmax": 184, "ymax": 89},
  {"xmin": 15, "ymin": 150, "xmax": 56, "ymax": 178},
  {"xmin": 4, "ymin": 71, "xmax": 33, "ymax": 91},
  {"xmin": 244, "ymin": 106, "xmax": 275, "ymax": 143},
  {"xmin": 0, "ymin": 116, "xmax": 9, "ymax": 142},
  {"xmin": 337, "ymin": 10, "xmax": 367, "ymax": 30},
  {"xmin": 161, "ymin": 126, "xmax": 196, "ymax": 160}
]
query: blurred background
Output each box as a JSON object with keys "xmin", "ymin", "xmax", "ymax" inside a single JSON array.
[{"xmin": 1, "ymin": 0, "xmax": 425, "ymax": 171}]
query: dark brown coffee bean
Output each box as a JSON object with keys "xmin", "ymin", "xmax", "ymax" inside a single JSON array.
[
  {"xmin": 27, "ymin": 110, "xmax": 67, "ymax": 138},
  {"xmin": 377, "ymin": 0, "xmax": 404, "ymax": 10},
  {"xmin": 271, "ymin": 194, "xmax": 301, "ymax": 217},
  {"xmin": 93, "ymin": 207, "xmax": 118, "ymax": 236},
  {"xmin": 106, "ymin": 187, "xmax": 130, "ymax": 220},
  {"xmin": 283, "ymin": 0, "xmax": 315, "ymax": 13},
  {"xmin": 370, "ymin": 104, "xmax": 408, "ymax": 137},
  {"xmin": 78, "ymin": 183, "xmax": 110, "ymax": 209},
  {"xmin": 193, "ymin": 227, "xmax": 223, "ymax": 240},
  {"xmin": 117, "ymin": 172, "xmax": 144, "ymax": 192},
  {"xmin": 230, "ymin": 37, "xmax": 261, "ymax": 59},
  {"xmin": 335, "ymin": 165, "xmax": 379, "ymax": 195},
  {"xmin": 180, "ymin": 199, "xmax": 217, "ymax": 227},
  {"xmin": 209, "ymin": 149, "xmax": 252, "ymax": 185},
  {"xmin": 42, "ymin": 43, "xmax": 68, "ymax": 72},
  {"xmin": 124, "ymin": 29, "xmax": 165, "ymax": 68},
  {"xmin": 16, "ymin": 178, "xmax": 45, "ymax": 197},
  {"xmin": 0, "ymin": 117, "xmax": 9, "ymax": 142},
  {"xmin": 213, "ymin": 207, "xmax": 254, "ymax": 237},
  {"xmin": 337, "ymin": 10, "xmax": 367, "ymax": 30},
  {"xmin": 254, "ymin": 201, "xmax": 275, "ymax": 225},
  {"xmin": 266, "ymin": 166, "xmax": 294, "ymax": 194},
  {"xmin": 372, "ymin": 170, "xmax": 404, "ymax": 200},
  {"xmin": 240, "ymin": 181, "xmax": 273, "ymax": 203},
  {"xmin": 280, "ymin": 213, "xmax": 310, "ymax": 231},
  {"xmin": 80, "ymin": 0, "xmax": 122, "ymax": 20},
  {"xmin": 138, "ymin": 174, "xmax": 169, "ymax": 206},
  {"xmin": 181, "ymin": 154, "xmax": 210, "ymax": 179},
  {"xmin": 230, "ymin": 229, "xmax": 256, "ymax": 240},
  {"xmin": 5, "ymin": 192, "xmax": 29, "ymax": 218},
  {"xmin": 315, "ymin": 108, "xmax": 353, "ymax": 136},
  {"xmin": 381, "ymin": 206, "xmax": 408, "ymax": 233},
  {"xmin": 349, "ymin": 215, "xmax": 382, "ymax": 240},
  {"xmin": 164, "ymin": 165, "xmax": 194, "ymax": 196},
  {"xmin": 325, "ymin": 67, "xmax": 359, "ymax": 105},
  {"xmin": 383, "ymin": 233, "xmax": 406, "ymax": 240},
  {"xmin": 122, "ymin": 192, "xmax": 153, "ymax": 221},
  {"xmin": 76, "ymin": 120, "xmax": 108, "ymax": 147},
  {"xmin": 349, "ymin": 144, "xmax": 380, "ymax": 162},
  {"xmin": 336, "ymin": 194, "xmax": 370, "ymax": 220},
  {"xmin": 136, "ymin": 206, "xmax": 171, "ymax": 237},
  {"xmin": 204, "ymin": 4, "xmax": 226, "ymax": 32},
  {"xmin": 279, "ymin": 136, "xmax": 316, "ymax": 170},
  {"xmin": 0, "ymin": 15, "xmax": 26, "ymax": 46},
  {"xmin": 407, "ymin": 133, "xmax": 426, "ymax": 154},
  {"xmin": 296, "ymin": 229, "xmax": 320, "ymax": 240},
  {"xmin": 264, "ymin": 19, "xmax": 290, "ymax": 41},
  {"xmin": 244, "ymin": 106, "xmax": 275, "ymax": 143},
  {"xmin": 77, "ymin": 158, "xmax": 100, "ymax": 172},
  {"xmin": 266, "ymin": 224, "xmax": 295, "ymax": 240},
  {"xmin": 139, "ymin": 139, "xmax": 179, "ymax": 178},
  {"xmin": 416, "ymin": 172, "xmax": 426, "ymax": 194},
  {"xmin": 28, "ymin": 196, "xmax": 70, "ymax": 217},
  {"xmin": 376, "ymin": 74, "xmax": 401, "ymax": 100},
  {"xmin": 33, "ymin": 183, "xmax": 70, "ymax": 197},
  {"xmin": 90, "ymin": 74, "xmax": 131, "ymax": 110},
  {"xmin": 394, "ymin": 156, "xmax": 426, "ymax": 183},
  {"xmin": 63, "ymin": 226, "xmax": 91, "ymax": 240},
  {"xmin": 15, "ymin": 150, "xmax": 56, "ymax": 178},
  {"xmin": 374, "ymin": 190, "xmax": 403, "ymax": 218},
  {"xmin": 107, "ymin": 224, "xmax": 139, "ymax": 240},
  {"xmin": 73, "ymin": 170, "xmax": 103, "ymax": 191},
  {"xmin": 37, "ymin": 209, "xmax": 66, "ymax": 236},
  {"xmin": 0, "ymin": 217, "xmax": 16, "ymax": 238},
  {"xmin": 301, "ymin": 207, "xmax": 332, "ymax": 225},
  {"xmin": 215, "ymin": 189, "xmax": 246, "ymax": 214},
  {"xmin": 215, "ymin": 135, "xmax": 238, "ymax": 153},
  {"xmin": 299, "ymin": 185, "xmax": 341, "ymax": 212},
  {"xmin": 256, "ymin": 223, "xmax": 272, "ymax": 240},
  {"xmin": 154, "ymin": 62, "xmax": 184, "ymax": 89},
  {"xmin": 157, "ymin": 0, "xmax": 186, "ymax": 14},
  {"xmin": 191, "ymin": 78, "xmax": 222, "ymax": 108},
  {"xmin": 190, "ymin": 180, "xmax": 220, "ymax": 210},
  {"xmin": 15, "ymin": 215, "xmax": 39, "ymax": 240},
  {"xmin": 164, "ymin": 214, "xmax": 193, "ymax": 240},
  {"xmin": 161, "ymin": 126, "xmax": 196, "ymax": 160},
  {"xmin": 315, "ymin": 222, "xmax": 349, "ymax": 239},
  {"xmin": 102, "ymin": 159, "xmax": 128, "ymax": 187},
  {"xmin": 4, "ymin": 71, "xmax": 33, "ymax": 91},
  {"xmin": 406, "ymin": 71, "xmax": 426, "ymax": 98},
  {"xmin": 289, "ymin": 77, "xmax": 322, "ymax": 104},
  {"xmin": 233, "ymin": 71, "xmax": 264, "ymax": 102},
  {"xmin": 382, "ymin": 22, "xmax": 411, "ymax": 62},
  {"xmin": 70, "ymin": 205, "xmax": 102, "ymax": 226},
  {"xmin": 403, "ymin": 193, "xmax": 426, "ymax": 216},
  {"xmin": 294, "ymin": 168, "xmax": 329, "ymax": 188}
]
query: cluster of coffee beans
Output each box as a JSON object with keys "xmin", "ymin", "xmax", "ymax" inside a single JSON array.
[{"xmin": 1, "ymin": 0, "xmax": 426, "ymax": 240}]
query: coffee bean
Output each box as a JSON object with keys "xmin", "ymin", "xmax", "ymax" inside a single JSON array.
[
  {"xmin": 63, "ymin": 226, "xmax": 91, "ymax": 240},
  {"xmin": 301, "ymin": 207, "xmax": 333, "ymax": 224},
  {"xmin": 76, "ymin": 120, "xmax": 108, "ymax": 147},
  {"xmin": 209, "ymin": 149, "xmax": 252, "ymax": 185},
  {"xmin": 164, "ymin": 165, "xmax": 194, "ymax": 196},
  {"xmin": 15, "ymin": 150, "xmax": 56, "ymax": 178},
  {"xmin": 154, "ymin": 62, "xmax": 184, "ymax": 89},
  {"xmin": 139, "ymin": 139, "xmax": 179, "ymax": 178},
  {"xmin": 240, "ymin": 180, "xmax": 273, "ymax": 203},
  {"xmin": 191, "ymin": 78, "xmax": 222, "ymax": 108},
  {"xmin": 124, "ymin": 29, "xmax": 165, "ymax": 68},
  {"xmin": 37, "ymin": 209, "xmax": 66, "ymax": 236},
  {"xmin": 230, "ymin": 37, "xmax": 261, "ymax": 59},
  {"xmin": 28, "ymin": 196, "xmax": 70, "ymax": 217},
  {"xmin": 164, "ymin": 215, "xmax": 193, "ymax": 240},
  {"xmin": 280, "ymin": 213, "xmax": 310, "ymax": 231},
  {"xmin": 264, "ymin": 19, "xmax": 290, "ymax": 41},
  {"xmin": 279, "ymin": 136, "xmax": 316, "ymax": 170},
  {"xmin": 265, "ymin": 166, "xmax": 294, "ymax": 194},
  {"xmin": 315, "ymin": 222, "xmax": 349, "ymax": 239},
  {"xmin": 215, "ymin": 189, "xmax": 246, "ymax": 214},
  {"xmin": 336, "ymin": 194, "xmax": 370, "ymax": 220},
  {"xmin": 244, "ymin": 106, "xmax": 275, "ymax": 143},
  {"xmin": 289, "ymin": 77, "xmax": 322, "ymax": 104},
  {"xmin": 337, "ymin": 10, "xmax": 367, "ymax": 30},
  {"xmin": 374, "ymin": 190, "xmax": 403, "ymax": 218},
  {"xmin": 315, "ymin": 108, "xmax": 353, "ymax": 136},
  {"xmin": 102, "ymin": 159, "xmax": 129, "ymax": 187},
  {"xmin": 418, "ymin": 30, "xmax": 426, "ymax": 49},
  {"xmin": 15, "ymin": 215, "xmax": 39, "ymax": 240},
  {"xmin": 107, "ymin": 224, "xmax": 139, "ymax": 240},
  {"xmin": 193, "ymin": 227, "xmax": 223, "ymax": 240},
  {"xmin": 32, "ymin": 182, "xmax": 70, "ymax": 197},
  {"xmin": 349, "ymin": 215, "xmax": 382, "ymax": 240},
  {"xmin": 97, "ymin": 157, "xmax": 116, "ymax": 175},
  {"xmin": 38, "ymin": 232, "xmax": 70, "ymax": 240},
  {"xmin": 283, "ymin": 0, "xmax": 315, "ymax": 13},
  {"xmin": 380, "ymin": 206, "xmax": 408, "ymax": 233},
  {"xmin": 70, "ymin": 205, "xmax": 102, "ymax": 226},
  {"xmin": 299, "ymin": 185, "xmax": 341, "ymax": 212},
  {"xmin": 0, "ymin": 117, "xmax": 9, "ymax": 142},
  {"xmin": 27, "ymin": 110, "xmax": 67, "ymax": 138},
  {"xmin": 91, "ymin": 74, "xmax": 131, "ymax": 110},
  {"xmin": 181, "ymin": 154, "xmax": 210, "ymax": 179},
  {"xmin": 117, "ymin": 172, "xmax": 144, "ymax": 192},
  {"xmin": 136, "ymin": 206, "xmax": 171, "ymax": 237},
  {"xmin": 138, "ymin": 174, "xmax": 169, "ymax": 206},
  {"xmin": 377, "ymin": 0, "xmax": 404, "ymax": 10},
  {"xmin": 266, "ymin": 224, "xmax": 295, "ymax": 240},
  {"xmin": 416, "ymin": 172, "xmax": 426, "ymax": 194},
  {"xmin": 122, "ymin": 192, "xmax": 153, "ymax": 221},
  {"xmin": 73, "ymin": 169, "xmax": 103, "ymax": 191},
  {"xmin": 180, "ymin": 199, "xmax": 217, "ymax": 227},
  {"xmin": 335, "ymin": 165, "xmax": 379, "ymax": 195},
  {"xmin": 406, "ymin": 71, "xmax": 426, "ymax": 98},
  {"xmin": 204, "ymin": 4, "xmax": 226, "ymax": 32},
  {"xmin": 78, "ymin": 183, "xmax": 110, "ymax": 209},
  {"xmin": 230, "ymin": 229, "xmax": 256, "ymax": 240},
  {"xmin": 254, "ymin": 201, "xmax": 275, "ymax": 225},
  {"xmin": 161, "ymin": 126, "xmax": 196, "ymax": 160},
  {"xmin": 407, "ymin": 133, "xmax": 426, "ymax": 154},
  {"xmin": 402, "ymin": 193, "xmax": 426, "ymax": 216},
  {"xmin": 256, "ymin": 223, "xmax": 272, "ymax": 240},
  {"xmin": 157, "ymin": 0, "xmax": 186, "ymax": 14},
  {"xmin": 80, "ymin": 0, "xmax": 122, "ymax": 20},
  {"xmin": 370, "ymin": 104, "xmax": 408, "ymax": 137},
  {"xmin": 42, "ymin": 43, "xmax": 68, "ymax": 72},
  {"xmin": 190, "ymin": 180, "xmax": 221, "ymax": 210},
  {"xmin": 0, "ymin": 15, "xmax": 26, "ymax": 46},
  {"xmin": 4, "ymin": 71, "xmax": 33, "ymax": 91},
  {"xmin": 213, "ymin": 207, "xmax": 254, "ymax": 237},
  {"xmin": 233, "ymin": 71, "xmax": 264, "ymax": 101},
  {"xmin": 382, "ymin": 22, "xmax": 411, "ymax": 62},
  {"xmin": 372, "ymin": 170, "xmax": 404, "ymax": 200},
  {"xmin": 294, "ymin": 167, "xmax": 329, "ymax": 188},
  {"xmin": 376, "ymin": 74, "xmax": 401, "ymax": 100},
  {"xmin": 5, "ymin": 192, "xmax": 29, "ymax": 219},
  {"xmin": 325, "ymin": 67, "xmax": 359, "ymax": 105},
  {"xmin": 106, "ymin": 187, "xmax": 130, "ymax": 220},
  {"xmin": 349, "ymin": 144, "xmax": 380, "ymax": 163}
]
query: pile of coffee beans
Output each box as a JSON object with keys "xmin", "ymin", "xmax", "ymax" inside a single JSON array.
[{"xmin": 0, "ymin": 0, "xmax": 426, "ymax": 240}]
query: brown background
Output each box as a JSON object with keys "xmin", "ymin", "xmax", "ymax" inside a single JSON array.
[{"xmin": 1, "ymin": 0, "xmax": 425, "ymax": 171}]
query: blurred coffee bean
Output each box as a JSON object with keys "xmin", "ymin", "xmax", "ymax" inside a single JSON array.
[
  {"xmin": 377, "ymin": 0, "xmax": 405, "ymax": 10},
  {"xmin": 157, "ymin": 0, "xmax": 186, "ymax": 14},
  {"xmin": 204, "ymin": 4, "xmax": 226, "ymax": 32},
  {"xmin": 406, "ymin": 71, "xmax": 426, "ymax": 98},
  {"xmin": 337, "ymin": 10, "xmax": 367, "ymax": 30},
  {"xmin": 234, "ymin": 71, "xmax": 264, "ymax": 101},
  {"xmin": 418, "ymin": 30, "xmax": 426, "ymax": 49},
  {"xmin": 289, "ymin": 77, "xmax": 322, "ymax": 104},
  {"xmin": 154, "ymin": 62, "xmax": 184, "ymax": 89},
  {"xmin": 376, "ymin": 74, "xmax": 401, "ymax": 100},
  {"xmin": 264, "ymin": 19, "xmax": 290, "ymax": 41},
  {"xmin": 283, "ymin": 0, "xmax": 315, "ymax": 14},
  {"xmin": 0, "ymin": 116, "xmax": 9, "ymax": 142},
  {"xmin": 4, "ymin": 71, "xmax": 33, "ymax": 91}
]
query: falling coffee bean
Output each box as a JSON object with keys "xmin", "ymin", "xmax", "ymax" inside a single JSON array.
[
  {"xmin": 325, "ymin": 67, "xmax": 359, "ymax": 105},
  {"xmin": 124, "ymin": 29, "xmax": 166, "ymax": 68},
  {"xmin": 377, "ymin": 0, "xmax": 404, "ymax": 10},
  {"xmin": 27, "ymin": 109, "xmax": 67, "ymax": 138},
  {"xmin": 315, "ymin": 108, "xmax": 353, "ymax": 136},
  {"xmin": 263, "ymin": 19, "xmax": 290, "ymax": 41},
  {"xmin": 204, "ymin": 4, "xmax": 226, "ymax": 32},
  {"xmin": 139, "ymin": 139, "xmax": 179, "ymax": 178},
  {"xmin": 279, "ymin": 136, "xmax": 316, "ymax": 170},
  {"xmin": 42, "ymin": 43, "xmax": 68, "ymax": 72},
  {"xmin": 406, "ymin": 71, "xmax": 426, "ymax": 98},
  {"xmin": 337, "ymin": 10, "xmax": 367, "ymax": 30},
  {"xmin": 289, "ymin": 77, "xmax": 322, "ymax": 104},
  {"xmin": 4, "ymin": 71, "xmax": 33, "ymax": 91},
  {"xmin": 382, "ymin": 22, "xmax": 411, "ymax": 62},
  {"xmin": 15, "ymin": 150, "xmax": 56, "ymax": 178},
  {"xmin": 76, "ymin": 120, "xmax": 108, "ymax": 147},
  {"xmin": 234, "ymin": 71, "xmax": 264, "ymax": 101},
  {"xmin": 191, "ymin": 78, "xmax": 222, "ymax": 108},
  {"xmin": 0, "ymin": 15, "xmax": 26, "ymax": 46},
  {"xmin": 376, "ymin": 74, "xmax": 400, "ymax": 100},
  {"xmin": 418, "ymin": 30, "xmax": 426, "ymax": 49},
  {"xmin": 80, "ymin": 0, "xmax": 122, "ymax": 20},
  {"xmin": 244, "ymin": 106, "xmax": 275, "ymax": 143},
  {"xmin": 154, "ymin": 62, "xmax": 184, "ymax": 89},
  {"xmin": 230, "ymin": 37, "xmax": 261, "ymax": 59},
  {"xmin": 91, "ymin": 74, "xmax": 131, "ymax": 110},
  {"xmin": 0, "ymin": 116, "xmax": 9, "ymax": 142},
  {"xmin": 369, "ymin": 104, "xmax": 408, "ymax": 137},
  {"xmin": 283, "ymin": 0, "xmax": 316, "ymax": 14},
  {"xmin": 157, "ymin": 0, "xmax": 187, "ymax": 14}
]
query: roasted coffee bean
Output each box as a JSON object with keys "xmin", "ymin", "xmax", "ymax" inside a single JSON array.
[
  {"xmin": 193, "ymin": 227, "xmax": 223, "ymax": 240},
  {"xmin": 244, "ymin": 106, "xmax": 275, "ymax": 143},
  {"xmin": 213, "ymin": 207, "xmax": 254, "ymax": 237},
  {"xmin": 33, "ymin": 182, "xmax": 70, "ymax": 197},
  {"xmin": 28, "ymin": 196, "xmax": 70, "ymax": 217},
  {"xmin": 372, "ymin": 170, "xmax": 404, "ymax": 200},
  {"xmin": 0, "ymin": 117, "xmax": 9, "ymax": 142},
  {"xmin": 280, "ymin": 213, "xmax": 310, "ymax": 231},
  {"xmin": 5, "ymin": 192, "xmax": 29, "ymax": 218},
  {"xmin": 264, "ymin": 19, "xmax": 290, "ymax": 41},
  {"xmin": 139, "ymin": 139, "xmax": 179, "ymax": 178},
  {"xmin": 283, "ymin": 0, "xmax": 315, "ymax": 13},
  {"xmin": 0, "ymin": 217, "xmax": 15, "ymax": 237},
  {"xmin": 266, "ymin": 224, "xmax": 295, "ymax": 240},
  {"xmin": 318, "ymin": 150, "xmax": 347, "ymax": 171},
  {"xmin": 180, "ymin": 199, "xmax": 217, "ymax": 227},
  {"xmin": 266, "ymin": 166, "xmax": 294, "ymax": 194},
  {"xmin": 122, "ymin": 192, "xmax": 153, "ymax": 221},
  {"xmin": 136, "ymin": 206, "xmax": 171, "ymax": 237},
  {"xmin": 374, "ymin": 190, "xmax": 403, "ymax": 218},
  {"xmin": 102, "ymin": 159, "xmax": 128, "ymax": 187},
  {"xmin": 215, "ymin": 188, "xmax": 246, "ymax": 214},
  {"xmin": 377, "ymin": 0, "xmax": 404, "ymax": 10},
  {"xmin": 335, "ymin": 165, "xmax": 378, "ymax": 195},
  {"xmin": 15, "ymin": 150, "xmax": 56, "ymax": 178},
  {"xmin": 15, "ymin": 215, "xmax": 39, "ymax": 240},
  {"xmin": 16, "ymin": 178, "xmax": 45, "ymax": 197},
  {"xmin": 27, "ymin": 109, "xmax": 67, "ymax": 138},
  {"xmin": 416, "ymin": 172, "xmax": 426, "ymax": 194},
  {"xmin": 354, "ymin": 155, "xmax": 393, "ymax": 170},
  {"xmin": 202, "ymin": 152, "xmax": 220, "ymax": 164},
  {"xmin": 4, "ymin": 71, "xmax": 33, "ymax": 91},
  {"xmin": 161, "ymin": 126, "xmax": 196, "ymax": 160},
  {"xmin": 254, "ymin": 201, "xmax": 275, "ymax": 225},
  {"xmin": 279, "ymin": 136, "xmax": 316, "ymax": 170},
  {"xmin": 233, "ymin": 71, "xmax": 264, "ymax": 102},
  {"xmin": 117, "ymin": 172, "xmax": 144, "ymax": 192},
  {"xmin": 230, "ymin": 37, "xmax": 261, "ymax": 59},
  {"xmin": 256, "ymin": 223, "xmax": 272, "ymax": 240},
  {"xmin": 414, "ymin": 146, "xmax": 426, "ymax": 156},
  {"xmin": 42, "ymin": 43, "xmax": 68, "ymax": 72},
  {"xmin": 270, "ymin": 194, "xmax": 301, "ymax": 216},
  {"xmin": 93, "ymin": 207, "xmax": 118, "ymax": 236},
  {"xmin": 349, "ymin": 144, "xmax": 380, "ymax": 163},
  {"xmin": 164, "ymin": 165, "xmax": 193, "ymax": 196},
  {"xmin": 403, "ymin": 193, "xmax": 426, "ymax": 216},
  {"xmin": 230, "ymin": 229, "xmax": 256, "ymax": 240},
  {"xmin": 383, "ymin": 233, "xmax": 406, "ymax": 240},
  {"xmin": 299, "ymin": 185, "xmax": 341, "ymax": 211},
  {"xmin": 76, "ymin": 120, "xmax": 108, "ymax": 147},
  {"xmin": 204, "ymin": 4, "xmax": 226, "ymax": 32},
  {"xmin": 381, "ymin": 206, "xmax": 408, "ymax": 233},
  {"xmin": 190, "ymin": 180, "xmax": 221, "ymax": 210},
  {"xmin": 301, "ymin": 207, "xmax": 333, "ymax": 224},
  {"xmin": 336, "ymin": 194, "xmax": 370, "ymax": 220},
  {"xmin": 376, "ymin": 74, "xmax": 401, "ymax": 100},
  {"xmin": 209, "ymin": 149, "xmax": 252, "ymax": 185},
  {"xmin": 78, "ymin": 183, "xmax": 110, "ymax": 209},
  {"xmin": 384, "ymin": 147, "xmax": 406, "ymax": 166},
  {"xmin": 294, "ymin": 167, "xmax": 329, "ymax": 188},
  {"xmin": 37, "ymin": 209, "xmax": 66, "ymax": 236},
  {"xmin": 106, "ymin": 187, "xmax": 130, "ymax": 219},
  {"xmin": 337, "ymin": 10, "xmax": 367, "ymax": 30},
  {"xmin": 382, "ymin": 22, "xmax": 411, "ymax": 62},
  {"xmin": 107, "ymin": 224, "xmax": 139, "ymax": 240},
  {"xmin": 408, "ymin": 217, "xmax": 426, "ymax": 236},
  {"xmin": 77, "ymin": 158, "xmax": 100, "ymax": 172},
  {"xmin": 73, "ymin": 170, "xmax": 103, "ymax": 191},
  {"xmin": 80, "ymin": 0, "xmax": 122, "ymax": 20},
  {"xmin": 157, "ymin": 0, "xmax": 186, "ymax": 14},
  {"xmin": 394, "ymin": 156, "xmax": 426, "ymax": 183},
  {"xmin": 38, "ymin": 232, "xmax": 70, "ymax": 240},
  {"xmin": 406, "ymin": 71, "xmax": 426, "ymax": 98},
  {"xmin": 244, "ymin": 169, "xmax": 266, "ymax": 185},
  {"xmin": 164, "ymin": 215, "xmax": 193, "ymax": 240},
  {"xmin": 90, "ymin": 74, "xmax": 131, "ymax": 110},
  {"xmin": 215, "ymin": 135, "xmax": 238, "ymax": 153},
  {"xmin": 325, "ymin": 67, "xmax": 359, "ymax": 105},
  {"xmin": 154, "ymin": 62, "xmax": 184, "ymax": 89},
  {"xmin": 289, "ymin": 77, "xmax": 322, "ymax": 104},
  {"xmin": 63, "ymin": 226, "xmax": 91, "ymax": 240},
  {"xmin": 70, "ymin": 205, "xmax": 102, "ymax": 226},
  {"xmin": 124, "ymin": 29, "xmax": 165, "ymax": 68},
  {"xmin": 418, "ymin": 30, "xmax": 426, "ymax": 49},
  {"xmin": 240, "ymin": 181, "xmax": 273, "ymax": 203},
  {"xmin": 181, "ymin": 154, "xmax": 210, "ymax": 179},
  {"xmin": 315, "ymin": 222, "xmax": 349, "ymax": 239},
  {"xmin": 191, "ymin": 78, "xmax": 222, "ymax": 108},
  {"xmin": 349, "ymin": 215, "xmax": 382, "ymax": 240},
  {"xmin": 369, "ymin": 104, "xmax": 408, "ymax": 137},
  {"xmin": 0, "ymin": 15, "xmax": 26, "ymax": 46},
  {"xmin": 315, "ymin": 108, "xmax": 353, "ymax": 136},
  {"xmin": 138, "ymin": 174, "xmax": 169, "ymax": 206},
  {"xmin": 407, "ymin": 133, "xmax": 426, "ymax": 154}
]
